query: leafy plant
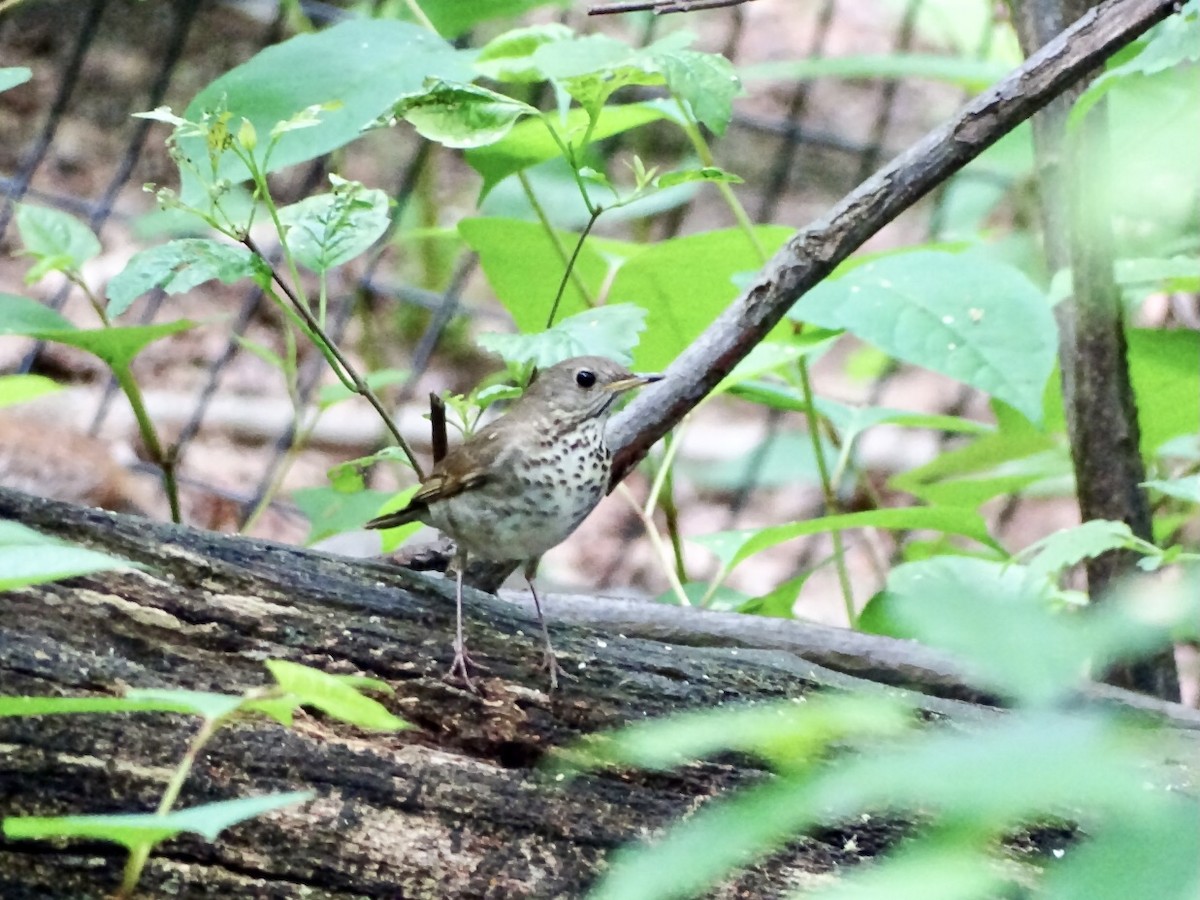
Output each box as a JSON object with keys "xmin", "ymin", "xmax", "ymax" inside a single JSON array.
[{"xmin": 1, "ymin": 659, "xmax": 408, "ymax": 897}]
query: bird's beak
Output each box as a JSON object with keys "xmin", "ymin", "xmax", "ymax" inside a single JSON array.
[{"xmin": 605, "ymin": 373, "xmax": 664, "ymax": 394}]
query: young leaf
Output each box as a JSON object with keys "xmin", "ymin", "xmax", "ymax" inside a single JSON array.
[
  {"xmin": 0, "ymin": 293, "xmax": 196, "ymax": 370},
  {"xmin": 106, "ymin": 239, "xmax": 268, "ymax": 316},
  {"xmin": 278, "ymin": 180, "xmax": 390, "ymax": 273},
  {"xmin": 0, "ymin": 374, "xmax": 62, "ymax": 408},
  {"xmin": 3, "ymin": 791, "xmax": 314, "ymax": 848},
  {"xmin": 0, "ymin": 695, "xmax": 217, "ymax": 718},
  {"xmin": 1016, "ymin": 520, "xmax": 1154, "ymax": 581},
  {"xmin": 265, "ymin": 660, "xmax": 408, "ymax": 732},
  {"xmin": 122, "ymin": 688, "xmax": 247, "ymax": 721},
  {"xmin": 0, "ymin": 520, "xmax": 140, "ymax": 591},
  {"xmin": 791, "ymin": 250, "xmax": 1056, "ymax": 424},
  {"xmin": 478, "ymin": 304, "xmax": 648, "ymax": 369},
  {"xmin": 391, "ymin": 79, "xmax": 538, "ymax": 149},
  {"xmin": 465, "ymin": 103, "xmax": 667, "ymax": 200},
  {"xmin": 650, "ymin": 48, "xmax": 741, "ymax": 134},
  {"xmin": 475, "ymin": 23, "xmax": 574, "ymax": 82},
  {"xmin": 15, "ymin": 204, "xmax": 101, "ymax": 280}
]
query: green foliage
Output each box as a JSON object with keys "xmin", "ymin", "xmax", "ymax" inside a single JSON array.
[
  {"xmin": 278, "ymin": 177, "xmax": 391, "ymax": 273},
  {"xmin": 0, "ymin": 373, "xmax": 61, "ymax": 407},
  {"xmin": 0, "ymin": 521, "xmax": 140, "ymax": 591},
  {"xmin": 107, "ymin": 238, "xmax": 269, "ymax": 315},
  {"xmin": 15, "ymin": 204, "xmax": 100, "ymax": 282},
  {"xmin": 791, "ymin": 249, "xmax": 1057, "ymax": 424},
  {"xmin": 3, "ymin": 792, "xmax": 315, "ymax": 848},
  {"xmin": 563, "ymin": 568, "xmax": 1200, "ymax": 900},
  {"xmin": 0, "ymin": 293, "xmax": 195, "ymax": 370},
  {"xmin": 0, "ymin": 658, "xmax": 408, "ymax": 894},
  {"xmin": 478, "ymin": 304, "xmax": 648, "ymax": 368},
  {"xmin": 174, "ymin": 19, "xmax": 470, "ymax": 205}
]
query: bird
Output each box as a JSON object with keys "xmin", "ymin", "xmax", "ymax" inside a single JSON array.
[{"xmin": 366, "ymin": 355, "xmax": 662, "ymax": 690}]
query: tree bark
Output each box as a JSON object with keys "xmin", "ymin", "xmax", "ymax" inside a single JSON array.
[
  {"xmin": 2, "ymin": 488, "xmax": 1198, "ymax": 898},
  {"xmin": 1012, "ymin": 0, "xmax": 1179, "ymax": 700}
]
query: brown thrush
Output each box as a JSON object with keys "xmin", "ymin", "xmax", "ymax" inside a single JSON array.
[{"xmin": 366, "ymin": 355, "xmax": 662, "ymax": 690}]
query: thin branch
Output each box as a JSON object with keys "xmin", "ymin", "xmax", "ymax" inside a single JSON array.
[
  {"xmin": 589, "ymin": 0, "xmax": 755, "ymax": 15},
  {"xmin": 607, "ymin": 0, "xmax": 1181, "ymax": 486}
]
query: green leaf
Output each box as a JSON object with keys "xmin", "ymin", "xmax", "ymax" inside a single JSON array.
[
  {"xmin": 106, "ymin": 239, "xmax": 267, "ymax": 316},
  {"xmin": 459, "ymin": 217, "xmax": 626, "ymax": 331},
  {"xmin": 0, "ymin": 695, "xmax": 220, "ymax": 718},
  {"xmin": 889, "ymin": 400, "xmax": 1066, "ymax": 507},
  {"xmin": 656, "ymin": 167, "xmax": 743, "ymax": 188},
  {"xmin": 0, "ymin": 374, "xmax": 62, "ymax": 408},
  {"xmin": 691, "ymin": 506, "xmax": 1000, "ymax": 575},
  {"xmin": 741, "ymin": 54, "xmax": 1007, "ymax": 91},
  {"xmin": 364, "ymin": 485, "xmax": 423, "ymax": 554},
  {"xmin": 478, "ymin": 304, "xmax": 647, "ymax": 369},
  {"xmin": 464, "ymin": 103, "xmax": 667, "ymax": 199},
  {"xmin": 1143, "ymin": 475, "xmax": 1200, "ymax": 503},
  {"xmin": 650, "ymin": 48, "xmax": 741, "ymax": 134},
  {"xmin": 422, "ymin": 0, "xmax": 569, "ymax": 39},
  {"xmin": 555, "ymin": 694, "xmax": 909, "ymax": 776},
  {"xmin": 2, "ymin": 792, "xmax": 313, "ymax": 849},
  {"xmin": 15, "ymin": 204, "xmax": 101, "ymax": 279},
  {"xmin": 792, "ymin": 250, "xmax": 1056, "ymax": 423},
  {"xmin": 474, "ymin": 23, "xmax": 574, "ymax": 82},
  {"xmin": 608, "ymin": 226, "xmax": 794, "ymax": 372},
  {"xmin": 877, "ymin": 556, "xmax": 1185, "ymax": 704},
  {"xmin": 122, "ymin": 688, "xmax": 246, "ymax": 721},
  {"xmin": 0, "ymin": 520, "xmax": 139, "ymax": 591},
  {"xmin": 738, "ymin": 569, "xmax": 814, "ymax": 618},
  {"xmin": 1016, "ymin": 520, "xmax": 1152, "ymax": 581},
  {"xmin": 292, "ymin": 486, "xmax": 399, "ymax": 546},
  {"xmin": 278, "ymin": 180, "xmax": 390, "ymax": 273},
  {"xmin": 1070, "ymin": 9, "xmax": 1200, "ymax": 128},
  {"xmin": 1128, "ymin": 329, "xmax": 1200, "ymax": 454},
  {"xmin": 807, "ymin": 839, "xmax": 1006, "ymax": 900},
  {"xmin": 0, "ymin": 67, "xmax": 32, "ymax": 93},
  {"xmin": 265, "ymin": 660, "xmax": 408, "ymax": 732},
  {"xmin": 675, "ymin": 432, "xmax": 838, "ymax": 492},
  {"xmin": 392, "ymin": 79, "xmax": 538, "ymax": 149},
  {"xmin": 1040, "ymin": 799, "xmax": 1200, "ymax": 900},
  {"xmin": 178, "ymin": 20, "xmax": 470, "ymax": 205}
]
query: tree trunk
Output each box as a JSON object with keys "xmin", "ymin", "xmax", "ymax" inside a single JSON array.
[{"xmin": 1, "ymin": 488, "xmax": 1196, "ymax": 898}]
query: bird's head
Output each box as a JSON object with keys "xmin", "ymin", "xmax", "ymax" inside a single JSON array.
[{"xmin": 520, "ymin": 355, "xmax": 662, "ymax": 424}]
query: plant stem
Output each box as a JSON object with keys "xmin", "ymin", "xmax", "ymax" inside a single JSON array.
[
  {"xmin": 517, "ymin": 170, "xmax": 596, "ymax": 308},
  {"xmin": 119, "ymin": 715, "xmax": 223, "ymax": 897},
  {"xmin": 793, "ymin": 361, "xmax": 856, "ymax": 627},
  {"xmin": 243, "ymin": 235, "xmax": 425, "ymax": 480},
  {"xmin": 113, "ymin": 364, "xmax": 182, "ymax": 524},
  {"xmin": 545, "ymin": 207, "xmax": 602, "ymax": 329},
  {"xmin": 618, "ymin": 484, "xmax": 691, "ymax": 606}
]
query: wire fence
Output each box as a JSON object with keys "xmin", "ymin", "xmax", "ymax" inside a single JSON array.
[{"xmin": 0, "ymin": 0, "xmax": 1014, "ymax": 604}]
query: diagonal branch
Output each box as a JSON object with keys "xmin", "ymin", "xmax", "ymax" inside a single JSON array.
[{"xmin": 607, "ymin": 0, "xmax": 1180, "ymax": 486}]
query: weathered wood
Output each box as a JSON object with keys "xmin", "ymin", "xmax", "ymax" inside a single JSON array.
[{"xmin": 1, "ymin": 488, "xmax": 1196, "ymax": 898}]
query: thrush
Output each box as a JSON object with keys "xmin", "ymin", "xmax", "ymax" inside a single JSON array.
[{"xmin": 366, "ymin": 355, "xmax": 662, "ymax": 690}]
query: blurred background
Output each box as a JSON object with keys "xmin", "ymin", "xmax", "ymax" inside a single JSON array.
[{"xmin": 1, "ymin": 0, "xmax": 1195, "ymax": 623}]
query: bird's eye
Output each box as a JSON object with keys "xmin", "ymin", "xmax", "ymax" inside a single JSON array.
[{"xmin": 575, "ymin": 369, "xmax": 597, "ymax": 388}]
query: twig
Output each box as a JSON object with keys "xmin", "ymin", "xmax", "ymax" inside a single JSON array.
[
  {"xmin": 589, "ymin": 0, "xmax": 755, "ymax": 15},
  {"xmin": 608, "ymin": 0, "xmax": 1182, "ymax": 485}
]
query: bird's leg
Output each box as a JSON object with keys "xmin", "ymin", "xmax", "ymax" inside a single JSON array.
[
  {"xmin": 525, "ymin": 560, "xmax": 569, "ymax": 690},
  {"xmin": 445, "ymin": 553, "xmax": 481, "ymax": 691}
]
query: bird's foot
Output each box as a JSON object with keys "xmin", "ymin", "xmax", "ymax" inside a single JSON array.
[
  {"xmin": 445, "ymin": 641, "xmax": 488, "ymax": 692},
  {"xmin": 543, "ymin": 648, "xmax": 576, "ymax": 692}
]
